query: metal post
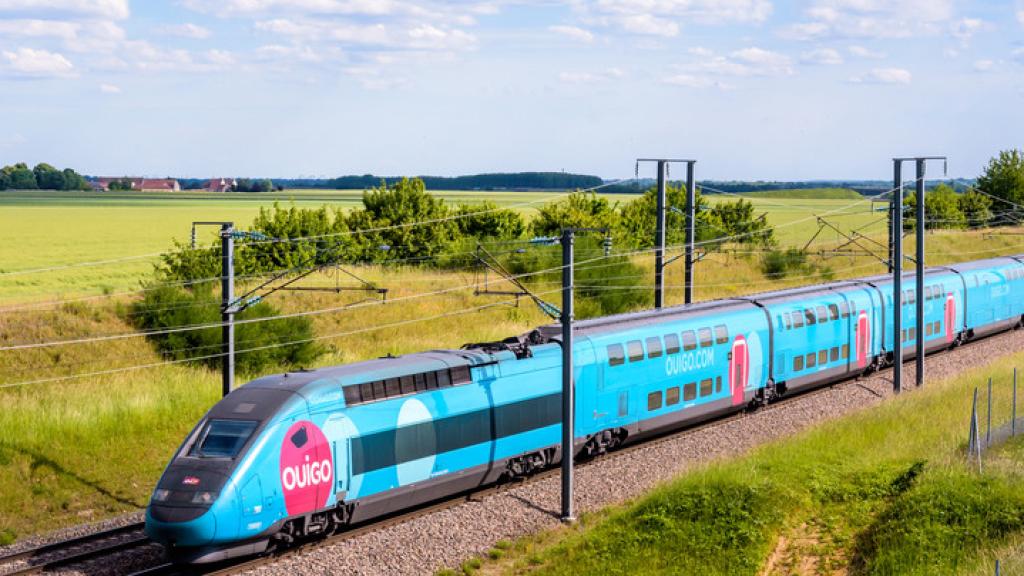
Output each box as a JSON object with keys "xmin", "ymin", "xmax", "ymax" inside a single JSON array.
[
  {"xmin": 1014, "ymin": 368, "xmax": 1018, "ymax": 437},
  {"xmin": 654, "ymin": 161, "xmax": 667, "ymax": 309},
  {"xmin": 915, "ymin": 159, "xmax": 926, "ymax": 387},
  {"xmin": 987, "ymin": 376, "xmax": 993, "ymax": 445},
  {"xmin": 887, "ymin": 192, "xmax": 894, "ymax": 274},
  {"xmin": 191, "ymin": 224, "xmax": 197, "ymax": 250},
  {"xmin": 893, "ymin": 160, "xmax": 903, "ymax": 394},
  {"xmin": 969, "ymin": 387, "xmax": 978, "ymax": 457},
  {"xmin": 684, "ymin": 161, "xmax": 696, "ymax": 305},
  {"xmin": 560, "ymin": 229, "xmax": 575, "ymax": 523},
  {"xmin": 221, "ymin": 223, "xmax": 235, "ymax": 398},
  {"xmin": 972, "ymin": 387, "xmax": 983, "ymax": 471}
]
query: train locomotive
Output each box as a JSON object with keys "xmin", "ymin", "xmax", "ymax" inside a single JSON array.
[{"xmin": 145, "ymin": 255, "xmax": 1024, "ymax": 563}]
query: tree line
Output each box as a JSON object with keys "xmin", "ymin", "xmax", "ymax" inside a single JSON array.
[{"xmin": 0, "ymin": 162, "xmax": 90, "ymax": 191}]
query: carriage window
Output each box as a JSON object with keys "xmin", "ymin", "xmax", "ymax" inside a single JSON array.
[
  {"xmin": 647, "ymin": 337, "xmax": 663, "ymax": 359},
  {"xmin": 343, "ymin": 385, "xmax": 362, "ymax": 405},
  {"xmin": 715, "ymin": 376, "xmax": 722, "ymax": 393},
  {"xmin": 839, "ymin": 301, "xmax": 850, "ymax": 318},
  {"xmin": 909, "ymin": 290, "xmax": 916, "ymax": 304},
  {"xmin": 664, "ymin": 334, "xmax": 680, "ymax": 354},
  {"xmin": 806, "ymin": 353, "xmax": 817, "ymax": 368},
  {"xmin": 451, "ymin": 365, "xmax": 472, "ymax": 385},
  {"xmin": 803, "ymin": 309, "xmax": 814, "ymax": 325},
  {"xmin": 414, "ymin": 373, "xmax": 428, "ymax": 392},
  {"xmin": 901, "ymin": 329, "xmax": 907, "ymax": 343},
  {"xmin": 681, "ymin": 331, "xmax": 697, "ymax": 351},
  {"xmin": 783, "ymin": 314, "xmax": 792, "ymax": 330},
  {"xmin": 830, "ymin": 347, "xmax": 839, "ymax": 362},
  {"xmin": 698, "ymin": 328, "xmax": 713, "ymax": 347},
  {"xmin": 373, "ymin": 380, "xmax": 387, "ymax": 399},
  {"xmin": 424, "ymin": 371, "xmax": 438, "ymax": 390},
  {"xmin": 647, "ymin": 391, "xmax": 663, "ymax": 411},
  {"xmin": 359, "ymin": 382, "xmax": 375, "ymax": 401},
  {"xmin": 436, "ymin": 369, "xmax": 451, "ymax": 388},
  {"xmin": 666, "ymin": 386, "xmax": 680, "ymax": 405},
  {"xmin": 934, "ymin": 321, "xmax": 941, "ymax": 333},
  {"xmin": 627, "ymin": 340, "xmax": 644, "ymax": 362},
  {"xmin": 714, "ymin": 325, "xmax": 729, "ymax": 344},
  {"xmin": 608, "ymin": 344, "xmax": 626, "ymax": 366},
  {"xmin": 925, "ymin": 323, "xmax": 933, "ymax": 336},
  {"xmin": 683, "ymin": 382, "xmax": 697, "ymax": 401},
  {"xmin": 819, "ymin": 350, "xmax": 828, "ymax": 365},
  {"xmin": 699, "ymin": 378, "xmax": 713, "ymax": 397},
  {"xmin": 385, "ymin": 378, "xmax": 402, "ymax": 397},
  {"xmin": 816, "ymin": 306, "xmax": 827, "ymax": 323},
  {"xmin": 794, "ymin": 355, "xmax": 804, "ymax": 371},
  {"xmin": 399, "ymin": 375, "xmax": 415, "ymax": 395},
  {"xmin": 842, "ymin": 344, "xmax": 849, "ymax": 359},
  {"xmin": 792, "ymin": 312, "xmax": 805, "ymax": 328},
  {"xmin": 828, "ymin": 304, "xmax": 839, "ymax": 321},
  {"xmin": 909, "ymin": 327, "xmax": 916, "ymax": 340}
]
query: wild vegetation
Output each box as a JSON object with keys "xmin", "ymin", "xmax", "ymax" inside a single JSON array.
[{"xmin": 0, "ymin": 162, "xmax": 90, "ymax": 191}]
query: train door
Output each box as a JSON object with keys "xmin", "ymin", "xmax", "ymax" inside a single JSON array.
[
  {"xmin": 729, "ymin": 335, "xmax": 748, "ymax": 406},
  {"xmin": 322, "ymin": 412, "xmax": 350, "ymax": 501},
  {"xmin": 945, "ymin": 293, "xmax": 956, "ymax": 343},
  {"xmin": 856, "ymin": 310, "xmax": 870, "ymax": 369}
]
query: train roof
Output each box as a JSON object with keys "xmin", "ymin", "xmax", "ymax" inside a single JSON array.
[{"xmin": 537, "ymin": 297, "xmax": 756, "ymax": 339}]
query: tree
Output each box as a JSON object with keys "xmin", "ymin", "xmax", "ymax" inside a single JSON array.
[
  {"xmin": 33, "ymin": 163, "xmax": 65, "ymax": 190},
  {"xmin": 0, "ymin": 170, "xmax": 9, "ymax": 190},
  {"xmin": 61, "ymin": 168, "xmax": 90, "ymax": 190},
  {"xmin": 959, "ymin": 189, "xmax": 993, "ymax": 228},
  {"xmin": 454, "ymin": 201, "xmax": 525, "ymax": 240},
  {"xmin": 107, "ymin": 178, "xmax": 134, "ymax": 191},
  {"xmin": 530, "ymin": 192, "xmax": 620, "ymax": 238},
  {"xmin": 346, "ymin": 178, "xmax": 461, "ymax": 262},
  {"xmin": 4, "ymin": 163, "xmax": 37, "ymax": 189},
  {"xmin": 903, "ymin": 184, "xmax": 965, "ymax": 231},
  {"xmin": 708, "ymin": 197, "xmax": 775, "ymax": 247},
  {"xmin": 975, "ymin": 149, "xmax": 1024, "ymax": 223}
]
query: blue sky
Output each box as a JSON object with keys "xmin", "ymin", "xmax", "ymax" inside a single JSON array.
[{"xmin": 0, "ymin": 0, "xmax": 1021, "ymax": 180}]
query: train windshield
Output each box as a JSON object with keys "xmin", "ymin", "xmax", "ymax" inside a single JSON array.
[{"xmin": 188, "ymin": 419, "xmax": 258, "ymax": 458}]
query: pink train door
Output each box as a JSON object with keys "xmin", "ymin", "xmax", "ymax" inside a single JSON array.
[
  {"xmin": 945, "ymin": 293, "xmax": 956, "ymax": 343},
  {"xmin": 729, "ymin": 335, "xmax": 748, "ymax": 406},
  {"xmin": 856, "ymin": 310, "xmax": 870, "ymax": 369}
]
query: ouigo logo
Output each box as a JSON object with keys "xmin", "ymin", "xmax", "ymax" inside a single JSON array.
[{"xmin": 279, "ymin": 421, "xmax": 333, "ymax": 515}]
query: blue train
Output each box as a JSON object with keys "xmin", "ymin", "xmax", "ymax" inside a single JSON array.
[{"xmin": 145, "ymin": 255, "xmax": 1024, "ymax": 563}]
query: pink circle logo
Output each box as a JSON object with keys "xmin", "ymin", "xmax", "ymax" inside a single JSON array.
[{"xmin": 279, "ymin": 421, "xmax": 333, "ymax": 516}]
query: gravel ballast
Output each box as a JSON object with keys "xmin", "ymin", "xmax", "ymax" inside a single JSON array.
[{"xmin": 242, "ymin": 329, "xmax": 1024, "ymax": 576}]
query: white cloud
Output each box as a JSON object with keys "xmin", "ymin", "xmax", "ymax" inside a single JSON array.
[
  {"xmin": 559, "ymin": 67, "xmax": 626, "ymax": 84},
  {"xmin": 1013, "ymin": 47, "xmax": 1024, "ymax": 62},
  {"xmin": 848, "ymin": 45, "xmax": 885, "ymax": 59},
  {"xmin": 849, "ymin": 67, "xmax": 911, "ymax": 84},
  {"xmin": 1, "ymin": 47, "xmax": 74, "ymax": 77},
  {"xmin": 800, "ymin": 47, "xmax": 842, "ymax": 65},
  {"xmin": 662, "ymin": 73, "xmax": 729, "ymax": 89},
  {"xmin": 1018, "ymin": 9, "xmax": 1024, "ymax": 26},
  {"xmin": 160, "ymin": 23, "xmax": 212, "ymax": 39},
  {"xmin": 255, "ymin": 17, "xmax": 475, "ymax": 50},
  {"xmin": 549, "ymin": 24, "xmax": 593, "ymax": 43},
  {"xmin": 99, "ymin": 82, "xmax": 120, "ymax": 93},
  {"xmin": 0, "ymin": 18, "xmax": 80, "ymax": 39},
  {"xmin": 577, "ymin": 0, "xmax": 770, "ymax": 38},
  {"xmin": 951, "ymin": 17, "xmax": 984, "ymax": 45},
  {"xmin": 973, "ymin": 59, "xmax": 995, "ymax": 72},
  {"xmin": 0, "ymin": 0, "xmax": 129, "ymax": 19},
  {"xmin": 783, "ymin": 0, "xmax": 955, "ymax": 41},
  {"xmin": 619, "ymin": 13, "xmax": 679, "ymax": 37}
]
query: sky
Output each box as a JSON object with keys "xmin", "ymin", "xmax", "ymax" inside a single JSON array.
[{"xmin": 0, "ymin": 0, "xmax": 1022, "ymax": 181}]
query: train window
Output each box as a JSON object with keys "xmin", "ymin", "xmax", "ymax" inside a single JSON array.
[
  {"xmin": 805, "ymin": 309, "xmax": 816, "ymax": 326},
  {"xmin": 627, "ymin": 340, "xmax": 644, "ymax": 362},
  {"xmin": 806, "ymin": 353, "xmax": 817, "ymax": 368},
  {"xmin": 816, "ymin": 306, "xmax": 827, "ymax": 323},
  {"xmin": 818, "ymin": 350, "xmax": 828, "ymax": 365},
  {"xmin": 664, "ymin": 334, "xmax": 681, "ymax": 354},
  {"xmin": 414, "ymin": 373, "xmax": 428, "ymax": 392},
  {"xmin": 714, "ymin": 325, "xmax": 729, "ymax": 344},
  {"xmin": 830, "ymin": 347, "xmax": 839, "ymax": 362},
  {"xmin": 666, "ymin": 386, "xmax": 680, "ymax": 405},
  {"xmin": 842, "ymin": 344, "xmax": 849, "ymax": 359},
  {"xmin": 901, "ymin": 329, "xmax": 907, "ymax": 343},
  {"xmin": 792, "ymin": 312, "xmax": 804, "ymax": 328},
  {"xmin": 699, "ymin": 379, "xmax": 713, "ymax": 397},
  {"xmin": 681, "ymin": 331, "xmax": 697, "ymax": 351},
  {"xmin": 189, "ymin": 419, "xmax": 257, "ymax": 459},
  {"xmin": 425, "ymin": 371, "xmax": 439, "ymax": 389},
  {"xmin": 373, "ymin": 380, "xmax": 387, "ymax": 399},
  {"xmin": 343, "ymin": 385, "xmax": 362, "ymax": 406},
  {"xmin": 385, "ymin": 378, "xmax": 402, "ymax": 397},
  {"xmin": 436, "ymin": 369, "xmax": 451, "ymax": 388},
  {"xmin": 608, "ymin": 344, "xmax": 626, "ymax": 366},
  {"xmin": 400, "ymin": 375, "xmax": 415, "ymax": 395},
  {"xmin": 647, "ymin": 391, "xmax": 663, "ymax": 411},
  {"xmin": 683, "ymin": 382, "xmax": 697, "ymax": 402},
  {"xmin": 794, "ymin": 355, "xmax": 804, "ymax": 371},
  {"xmin": 698, "ymin": 328, "xmax": 713, "ymax": 347},
  {"xmin": 925, "ymin": 323, "xmax": 933, "ymax": 336},
  {"xmin": 360, "ymin": 382, "xmax": 375, "ymax": 401},
  {"xmin": 783, "ymin": 314, "xmax": 792, "ymax": 330},
  {"xmin": 715, "ymin": 376, "xmax": 722, "ymax": 393},
  {"xmin": 647, "ymin": 337, "xmax": 663, "ymax": 359},
  {"xmin": 909, "ymin": 327, "xmax": 916, "ymax": 340},
  {"xmin": 934, "ymin": 321, "xmax": 941, "ymax": 333},
  {"xmin": 909, "ymin": 290, "xmax": 916, "ymax": 304},
  {"xmin": 451, "ymin": 365, "xmax": 472, "ymax": 385},
  {"xmin": 839, "ymin": 302, "xmax": 850, "ymax": 318},
  {"xmin": 829, "ymin": 304, "xmax": 839, "ymax": 321}
]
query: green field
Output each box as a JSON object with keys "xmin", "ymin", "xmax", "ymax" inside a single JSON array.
[
  {"xmin": 0, "ymin": 188, "xmax": 887, "ymax": 302},
  {"xmin": 737, "ymin": 187, "xmax": 865, "ymax": 200}
]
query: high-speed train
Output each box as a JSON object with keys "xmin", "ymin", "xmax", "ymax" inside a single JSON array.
[{"xmin": 145, "ymin": 255, "xmax": 1024, "ymax": 563}]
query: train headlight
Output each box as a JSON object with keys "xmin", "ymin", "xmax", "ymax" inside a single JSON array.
[
  {"xmin": 152, "ymin": 489, "xmax": 171, "ymax": 502},
  {"xmin": 191, "ymin": 491, "xmax": 217, "ymax": 504}
]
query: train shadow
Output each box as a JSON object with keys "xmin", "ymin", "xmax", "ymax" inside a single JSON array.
[{"xmin": 0, "ymin": 442, "xmax": 144, "ymax": 508}]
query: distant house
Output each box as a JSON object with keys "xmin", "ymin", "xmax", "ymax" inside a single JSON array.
[
  {"xmin": 205, "ymin": 178, "xmax": 237, "ymax": 192},
  {"xmin": 93, "ymin": 177, "xmax": 181, "ymax": 191}
]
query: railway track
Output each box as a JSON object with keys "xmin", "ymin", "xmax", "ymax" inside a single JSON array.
[
  {"xmin": 11, "ymin": 334, "xmax": 1005, "ymax": 576},
  {"xmin": 0, "ymin": 522, "xmax": 153, "ymax": 576}
]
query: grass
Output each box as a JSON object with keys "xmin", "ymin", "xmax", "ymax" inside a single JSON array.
[
  {"xmin": 462, "ymin": 353, "xmax": 1024, "ymax": 576},
  {"xmin": 734, "ymin": 187, "xmax": 864, "ymax": 200}
]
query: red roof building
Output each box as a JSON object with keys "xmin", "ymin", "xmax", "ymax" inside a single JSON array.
[
  {"xmin": 94, "ymin": 177, "xmax": 181, "ymax": 191},
  {"xmin": 205, "ymin": 178, "xmax": 237, "ymax": 192}
]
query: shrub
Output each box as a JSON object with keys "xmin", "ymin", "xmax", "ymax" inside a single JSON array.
[{"xmin": 760, "ymin": 248, "xmax": 808, "ymax": 279}]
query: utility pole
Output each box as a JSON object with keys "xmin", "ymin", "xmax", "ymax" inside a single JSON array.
[
  {"xmin": 560, "ymin": 228, "xmax": 575, "ymax": 523},
  {"xmin": 892, "ymin": 161, "xmax": 903, "ymax": 395},
  {"xmin": 637, "ymin": 158, "xmax": 697, "ymax": 307},
  {"xmin": 220, "ymin": 223, "xmax": 236, "ymax": 397},
  {"xmin": 893, "ymin": 156, "xmax": 946, "ymax": 390}
]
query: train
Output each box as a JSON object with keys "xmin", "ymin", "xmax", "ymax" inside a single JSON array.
[{"xmin": 145, "ymin": 255, "xmax": 1024, "ymax": 563}]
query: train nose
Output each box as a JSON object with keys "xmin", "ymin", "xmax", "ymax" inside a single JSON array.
[{"xmin": 146, "ymin": 504, "xmax": 217, "ymax": 546}]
